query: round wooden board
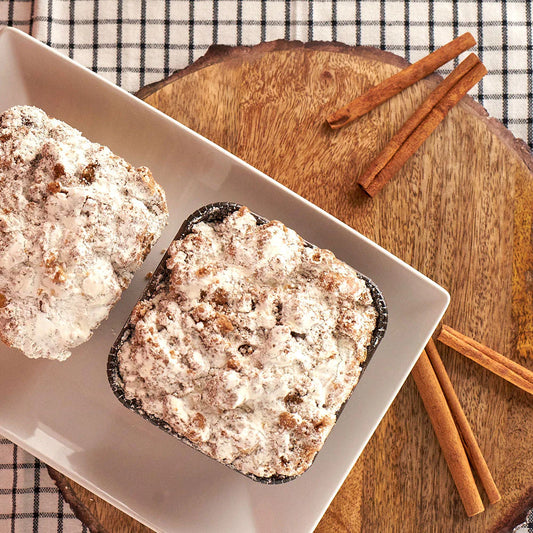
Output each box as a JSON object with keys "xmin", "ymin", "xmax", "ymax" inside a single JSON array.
[{"xmin": 49, "ymin": 40, "xmax": 533, "ymax": 533}]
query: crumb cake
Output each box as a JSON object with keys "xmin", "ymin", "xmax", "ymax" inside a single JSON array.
[
  {"xmin": 113, "ymin": 204, "xmax": 386, "ymax": 480},
  {"xmin": 0, "ymin": 105, "xmax": 168, "ymax": 361}
]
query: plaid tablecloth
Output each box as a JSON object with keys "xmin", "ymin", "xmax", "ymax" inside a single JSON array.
[{"xmin": 0, "ymin": 1, "xmax": 532, "ymax": 532}]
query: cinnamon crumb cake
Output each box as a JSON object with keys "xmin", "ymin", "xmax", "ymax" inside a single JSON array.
[
  {"xmin": 115, "ymin": 205, "xmax": 385, "ymax": 480},
  {"xmin": 0, "ymin": 105, "xmax": 168, "ymax": 361}
]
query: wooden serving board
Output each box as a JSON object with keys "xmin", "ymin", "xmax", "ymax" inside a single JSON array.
[{"xmin": 49, "ymin": 41, "xmax": 533, "ymax": 532}]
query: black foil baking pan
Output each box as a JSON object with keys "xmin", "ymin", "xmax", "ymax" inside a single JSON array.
[{"xmin": 107, "ymin": 202, "xmax": 388, "ymax": 484}]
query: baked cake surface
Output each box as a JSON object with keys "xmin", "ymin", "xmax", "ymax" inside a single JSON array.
[
  {"xmin": 0, "ymin": 105, "xmax": 168, "ymax": 361},
  {"xmin": 117, "ymin": 206, "xmax": 378, "ymax": 479}
]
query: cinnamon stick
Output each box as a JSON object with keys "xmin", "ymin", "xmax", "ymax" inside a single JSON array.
[
  {"xmin": 358, "ymin": 60, "xmax": 487, "ymax": 197},
  {"xmin": 425, "ymin": 338, "xmax": 501, "ymax": 505},
  {"xmin": 327, "ymin": 32, "xmax": 476, "ymax": 129},
  {"xmin": 357, "ymin": 53, "xmax": 479, "ymax": 193},
  {"xmin": 412, "ymin": 350, "xmax": 485, "ymax": 517},
  {"xmin": 437, "ymin": 325, "xmax": 533, "ymax": 395}
]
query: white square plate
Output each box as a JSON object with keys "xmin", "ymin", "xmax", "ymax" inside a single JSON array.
[{"xmin": 0, "ymin": 27, "xmax": 449, "ymax": 533}]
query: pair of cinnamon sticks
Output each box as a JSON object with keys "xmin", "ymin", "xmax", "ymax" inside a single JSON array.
[
  {"xmin": 413, "ymin": 324, "xmax": 533, "ymax": 517},
  {"xmin": 327, "ymin": 33, "xmax": 486, "ymax": 196},
  {"xmin": 412, "ymin": 336, "xmax": 497, "ymax": 517}
]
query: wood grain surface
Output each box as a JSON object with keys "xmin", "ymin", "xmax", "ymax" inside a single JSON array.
[{"xmin": 49, "ymin": 40, "xmax": 533, "ymax": 533}]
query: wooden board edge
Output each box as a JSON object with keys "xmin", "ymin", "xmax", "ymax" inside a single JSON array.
[
  {"xmin": 47, "ymin": 466, "xmax": 108, "ymax": 533},
  {"xmin": 490, "ymin": 487, "xmax": 533, "ymax": 533},
  {"xmin": 135, "ymin": 40, "xmax": 411, "ymax": 99},
  {"xmin": 135, "ymin": 39, "xmax": 533, "ymax": 174}
]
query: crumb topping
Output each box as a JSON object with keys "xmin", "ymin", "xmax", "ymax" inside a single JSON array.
[
  {"xmin": 0, "ymin": 105, "xmax": 168, "ymax": 360},
  {"xmin": 117, "ymin": 207, "xmax": 377, "ymax": 478}
]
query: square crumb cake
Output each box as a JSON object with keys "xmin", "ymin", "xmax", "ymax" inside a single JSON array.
[{"xmin": 113, "ymin": 204, "xmax": 386, "ymax": 481}]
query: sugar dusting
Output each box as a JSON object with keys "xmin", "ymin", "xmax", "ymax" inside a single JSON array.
[{"xmin": 0, "ymin": 106, "xmax": 168, "ymax": 360}]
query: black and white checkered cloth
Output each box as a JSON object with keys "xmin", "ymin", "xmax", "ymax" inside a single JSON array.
[
  {"xmin": 0, "ymin": 439, "xmax": 87, "ymax": 532},
  {"xmin": 0, "ymin": 1, "xmax": 532, "ymax": 532}
]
